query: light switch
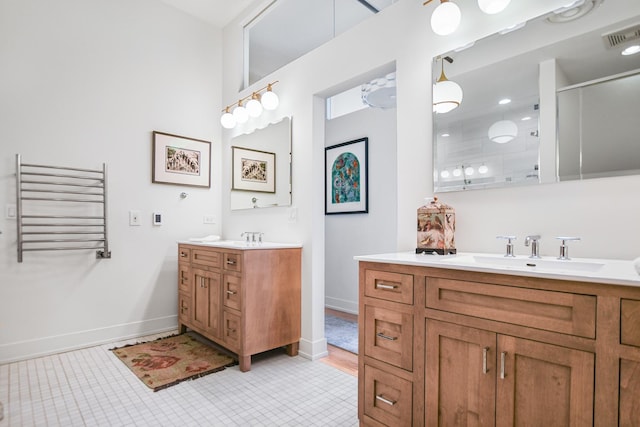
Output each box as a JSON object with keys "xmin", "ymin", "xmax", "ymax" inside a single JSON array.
[
  {"xmin": 6, "ymin": 204, "xmax": 17, "ymax": 219},
  {"xmin": 129, "ymin": 210, "xmax": 141, "ymax": 226}
]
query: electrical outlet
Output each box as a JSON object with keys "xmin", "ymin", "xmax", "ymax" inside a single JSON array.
[
  {"xmin": 203, "ymin": 215, "xmax": 215, "ymax": 224},
  {"xmin": 129, "ymin": 210, "xmax": 141, "ymax": 226}
]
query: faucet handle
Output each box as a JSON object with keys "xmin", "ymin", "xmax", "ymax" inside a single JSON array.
[
  {"xmin": 555, "ymin": 236, "xmax": 580, "ymax": 260},
  {"xmin": 496, "ymin": 235, "xmax": 516, "ymax": 257}
]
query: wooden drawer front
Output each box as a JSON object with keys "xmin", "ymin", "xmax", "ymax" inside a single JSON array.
[
  {"xmin": 426, "ymin": 278, "xmax": 596, "ymax": 338},
  {"xmin": 192, "ymin": 249, "xmax": 221, "ymax": 269},
  {"xmin": 364, "ymin": 365, "xmax": 412, "ymax": 427},
  {"xmin": 178, "ymin": 247, "xmax": 191, "ymax": 263},
  {"xmin": 621, "ymin": 299, "xmax": 640, "ymax": 347},
  {"xmin": 223, "ymin": 274, "xmax": 242, "ymax": 311},
  {"xmin": 223, "ymin": 311, "xmax": 241, "ymax": 351},
  {"xmin": 178, "ymin": 292, "xmax": 190, "ymax": 323},
  {"xmin": 223, "ymin": 252, "xmax": 242, "ymax": 273},
  {"xmin": 365, "ymin": 270, "xmax": 414, "ymax": 305},
  {"xmin": 364, "ymin": 305, "xmax": 413, "ymax": 371},
  {"xmin": 178, "ymin": 264, "xmax": 190, "ymax": 293}
]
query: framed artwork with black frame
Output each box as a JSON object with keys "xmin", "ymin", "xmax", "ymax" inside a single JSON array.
[
  {"xmin": 152, "ymin": 131, "xmax": 211, "ymax": 188},
  {"xmin": 325, "ymin": 137, "xmax": 368, "ymax": 214}
]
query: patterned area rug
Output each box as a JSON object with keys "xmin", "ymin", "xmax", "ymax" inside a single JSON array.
[
  {"xmin": 111, "ymin": 333, "xmax": 236, "ymax": 391},
  {"xmin": 325, "ymin": 314, "xmax": 358, "ymax": 354}
]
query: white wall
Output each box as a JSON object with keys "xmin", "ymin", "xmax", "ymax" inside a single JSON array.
[
  {"xmin": 325, "ymin": 106, "xmax": 398, "ymax": 314},
  {"xmin": 0, "ymin": 0, "xmax": 223, "ymax": 363},
  {"xmin": 221, "ymin": 0, "xmax": 640, "ymax": 361}
]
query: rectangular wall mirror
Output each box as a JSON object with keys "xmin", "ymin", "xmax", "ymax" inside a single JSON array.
[
  {"xmin": 230, "ymin": 116, "xmax": 292, "ymax": 210},
  {"xmin": 432, "ymin": 2, "xmax": 640, "ymax": 192}
]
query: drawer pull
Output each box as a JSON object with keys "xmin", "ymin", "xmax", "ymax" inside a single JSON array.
[
  {"xmin": 226, "ymin": 290, "xmax": 236, "ymax": 295},
  {"xmin": 375, "ymin": 394, "xmax": 396, "ymax": 406},
  {"xmin": 226, "ymin": 260, "xmax": 236, "ymax": 265},
  {"xmin": 482, "ymin": 347, "xmax": 489, "ymax": 374},
  {"xmin": 375, "ymin": 282, "xmax": 397, "ymax": 290},
  {"xmin": 376, "ymin": 332, "xmax": 398, "ymax": 341},
  {"xmin": 500, "ymin": 352, "xmax": 507, "ymax": 379},
  {"xmin": 180, "ymin": 252, "xmax": 188, "ymax": 257}
]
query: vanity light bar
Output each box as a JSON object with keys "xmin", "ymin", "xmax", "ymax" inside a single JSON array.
[{"xmin": 220, "ymin": 81, "xmax": 280, "ymax": 129}]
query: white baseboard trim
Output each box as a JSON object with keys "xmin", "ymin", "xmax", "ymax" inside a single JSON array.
[
  {"xmin": 298, "ymin": 337, "xmax": 328, "ymax": 361},
  {"xmin": 0, "ymin": 315, "xmax": 178, "ymax": 364},
  {"xmin": 325, "ymin": 296, "xmax": 358, "ymax": 315}
]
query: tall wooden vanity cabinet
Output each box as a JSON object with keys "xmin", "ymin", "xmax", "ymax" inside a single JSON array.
[
  {"xmin": 358, "ymin": 261, "xmax": 640, "ymax": 426},
  {"xmin": 178, "ymin": 243, "xmax": 301, "ymax": 371}
]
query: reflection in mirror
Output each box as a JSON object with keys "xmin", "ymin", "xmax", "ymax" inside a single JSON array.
[
  {"xmin": 230, "ymin": 117, "xmax": 292, "ymax": 210},
  {"xmin": 433, "ymin": 1, "xmax": 640, "ymax": 193}
]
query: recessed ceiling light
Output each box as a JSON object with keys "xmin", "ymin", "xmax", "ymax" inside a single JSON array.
[
  {"xmin": 521, "ymin": 116, "xmax": 531, "ymax": 121},
  {"xmin": 441, "ymin": 133, "xmax": 450, "ymax": 137},
  {"xmin": 622, "ymin": 45, "xmax": 640, "ymax": 56},
  {"xmin": 498, "ymin": 98, "xmax": 511, "ymax": 105}
]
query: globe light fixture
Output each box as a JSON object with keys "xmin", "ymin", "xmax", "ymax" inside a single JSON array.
[
  {"xmin": 430, "ymin": 1, "xmax": 461, "ymax": 36},
  {"xmin": 478, "ymin": 164, "xmax": 489, "ymax": 174},
  {"xmin": 488, "ymin": 120, "xmax": 518, "ymax": 143},
  {"xmin": 477, "ymin": 0, "xmax": 511, "ymax": 14},
  {"xmin": 261, "ymin": 83, "xmax": 279, "ymax": 110},
  {"xmin": 220, "ymin": 106, "xmax": 236, "ymax": 129},
  {"xmin": 245, "ymin": 93, "xmax": 263, "ymax": 117},
  {"xmin": 233, "ymin": 101, "xmax": 249, "ymax": 124}
]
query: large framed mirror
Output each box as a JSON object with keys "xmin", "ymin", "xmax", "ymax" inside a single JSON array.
[
  {"xmin": 230, "ymin": 116, "xmax": 292, "ymax": 210},
  {"xmin": 432, "ymin": 1, "xmax": 640, "ymax": 192}
]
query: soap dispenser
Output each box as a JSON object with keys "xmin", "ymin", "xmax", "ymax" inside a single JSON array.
[{"xmin": 416, "ymin": 196, "xmax": 456, "ymax": 255}]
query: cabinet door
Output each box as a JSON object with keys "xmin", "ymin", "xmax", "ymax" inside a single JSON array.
[
  {"xmin": 496, "ymin": 335, "xmax": 594, "ymax": 427},
  {"xmin": 425, "ymin": 320, "xmax": 496, "ymax": 427},
  {"xmin": 192, "ymin": 268, "xmax": 221, "ymax": 338}
]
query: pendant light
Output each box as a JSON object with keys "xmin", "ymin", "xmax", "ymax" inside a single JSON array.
[
  {"xmin": 430, "ymin": 0, "xmax": 461, "ymax": 36},
  {"xmin": 477, "ymin": 0, "xmax": 511, "ymax": 14},
  {"xmin": 220, "ymin": 106, "xmax": 236, "ymax": 129},
  {"xmin": 433, "ymin": 58, "xmax": 463, "ymax": 114},
  {"xmin": 488, "ymin": 120, "xmax": 518, "ymax": 143}
]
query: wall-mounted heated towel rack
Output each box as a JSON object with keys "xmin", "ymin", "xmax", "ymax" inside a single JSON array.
[{"xmin": 16, "ymin": 154, "xmax": 111, "ymax": 263}]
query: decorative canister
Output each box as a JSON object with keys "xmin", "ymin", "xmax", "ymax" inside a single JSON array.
[{"xmin": 416, "ymin": 196, "xmax": 456, "ymax": 255}]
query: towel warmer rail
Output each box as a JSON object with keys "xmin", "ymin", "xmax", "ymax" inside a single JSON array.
[{"xmin": 16, "ymin": 154, "xmax": 111, "ymax": 262}]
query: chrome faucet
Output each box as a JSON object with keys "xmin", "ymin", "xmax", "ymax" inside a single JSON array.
[
  {"xmin": 497, "ymin": 235, "xmax": 516, "ymax": 257},
  {"xmin": 524, "ymin": 235, "xmax": 541, "ymax": 259},
  {"xmin": 556, "ymin": 236, "xmax": 580, "ymax": 260}
]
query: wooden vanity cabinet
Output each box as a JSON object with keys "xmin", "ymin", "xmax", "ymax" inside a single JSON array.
[
  {"xmin": 178, "ymin": 243, "xmax": 301, "ymax": 372},
  {"xmin": 358, "ymin": 261, "xmax": 640, "ymax": 426}
]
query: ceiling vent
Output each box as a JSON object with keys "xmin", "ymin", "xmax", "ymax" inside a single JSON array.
[{"xmin": 603, "ymin": 23, "xmax": 640, "ymax": 49}]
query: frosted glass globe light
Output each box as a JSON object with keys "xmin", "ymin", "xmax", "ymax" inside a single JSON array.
[
  {"xmin": 478, "ymin": 164, "xmax": 489, "ymax": 174},
  {"xmin": 441, "ymin": 170, "xmax": 450, "ymax": 178},
  {"xmin": 220, "ymin": 108, "xmax": 236, "ymax": 129},
  {"xmin": 452, "ymin": 167, "xmax": 462, "ymax": 177},
  {"xmin": 261, "ymin": 88, "xmax": 279, "ymax": 110},
  {"xmin": 233, "ymin": 103, "xmax": 249, "ymax": 124},
  {"xmin": 433, "ymin": 80, "xmax": 463, "ymax": 113},
  {"xmin": 478, "ymin": 0, "xmax": 511, "ymax": 14},
  {"xmin": 246, "ymin": 95, "xmax": 263, "ymax": 118},
  {"xmin": 488, "ymin": 120, "xmax": 518, "ymax": 143},
  {"xmin": 465, "ymin": 166, "xmax": 475, "ymax": 176},
  {"xmin": 431, "ymin": 1, "xmax": 462, "ymax": 36}
]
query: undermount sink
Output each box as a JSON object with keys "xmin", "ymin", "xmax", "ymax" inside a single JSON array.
[{"xmin": 443, "ymin": 255, "xmax": 604, "ymax": 272}]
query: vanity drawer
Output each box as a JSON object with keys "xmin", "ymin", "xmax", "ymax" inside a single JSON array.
[
  {"xmin": 224, "ymin": 252, "xmax": 242, "ymax": 273},
  {"xmin": 178, "ymin": 264, "xmax": 190, "ymax": 293},
  {"xmin": 363, "ymin": 365, "xmax": 412, "ymax": 427},
  {"xmin": 621, "ymin": 299, "xmax": 640, "ymax": 347},
  {"xmin": 426, "ymin": 277, "xmax": 596, "ymax": 338},
  {"xmin": 223, "ymin": 274, "xmax": 242, "ymax": 311},
  {"xmin": 223, "ymin": 310, "xmax": 241, "ymax": 351},
  {"xmin": 178, "ymin": 292, "xmax": 191, "ymax": 323},
  {"xmin": 178, "ymin": 246, "xmax": 191, "ymax": 263},
  {"xmin": 192, "ymin": 249, "xmax": 222, "ymax": 269},
  {"xmin": 365, "ymin": 269, "xmax": 414, "ymax": 305},
  {"xmin": 364, "ymin": 304, "xmax": 413, "ymax": 371}
]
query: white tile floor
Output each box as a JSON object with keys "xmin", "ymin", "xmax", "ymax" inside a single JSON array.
[{"xmin": 0, "ymin": 332, "xmax": 358, "ymax": 426}]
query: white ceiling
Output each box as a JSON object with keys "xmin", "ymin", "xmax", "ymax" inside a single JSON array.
[{"xmin": 158, "ymin": 0, "xmax": 262, "ymax": 28}]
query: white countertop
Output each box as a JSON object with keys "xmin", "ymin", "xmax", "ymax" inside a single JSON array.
[
  {"xmin": 179, "ymin": 240, "xmax": 302, "ymax": 250},
  {"xmin": 354, "ymin": 251, "xmax": 640, "ymax": 288}
]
